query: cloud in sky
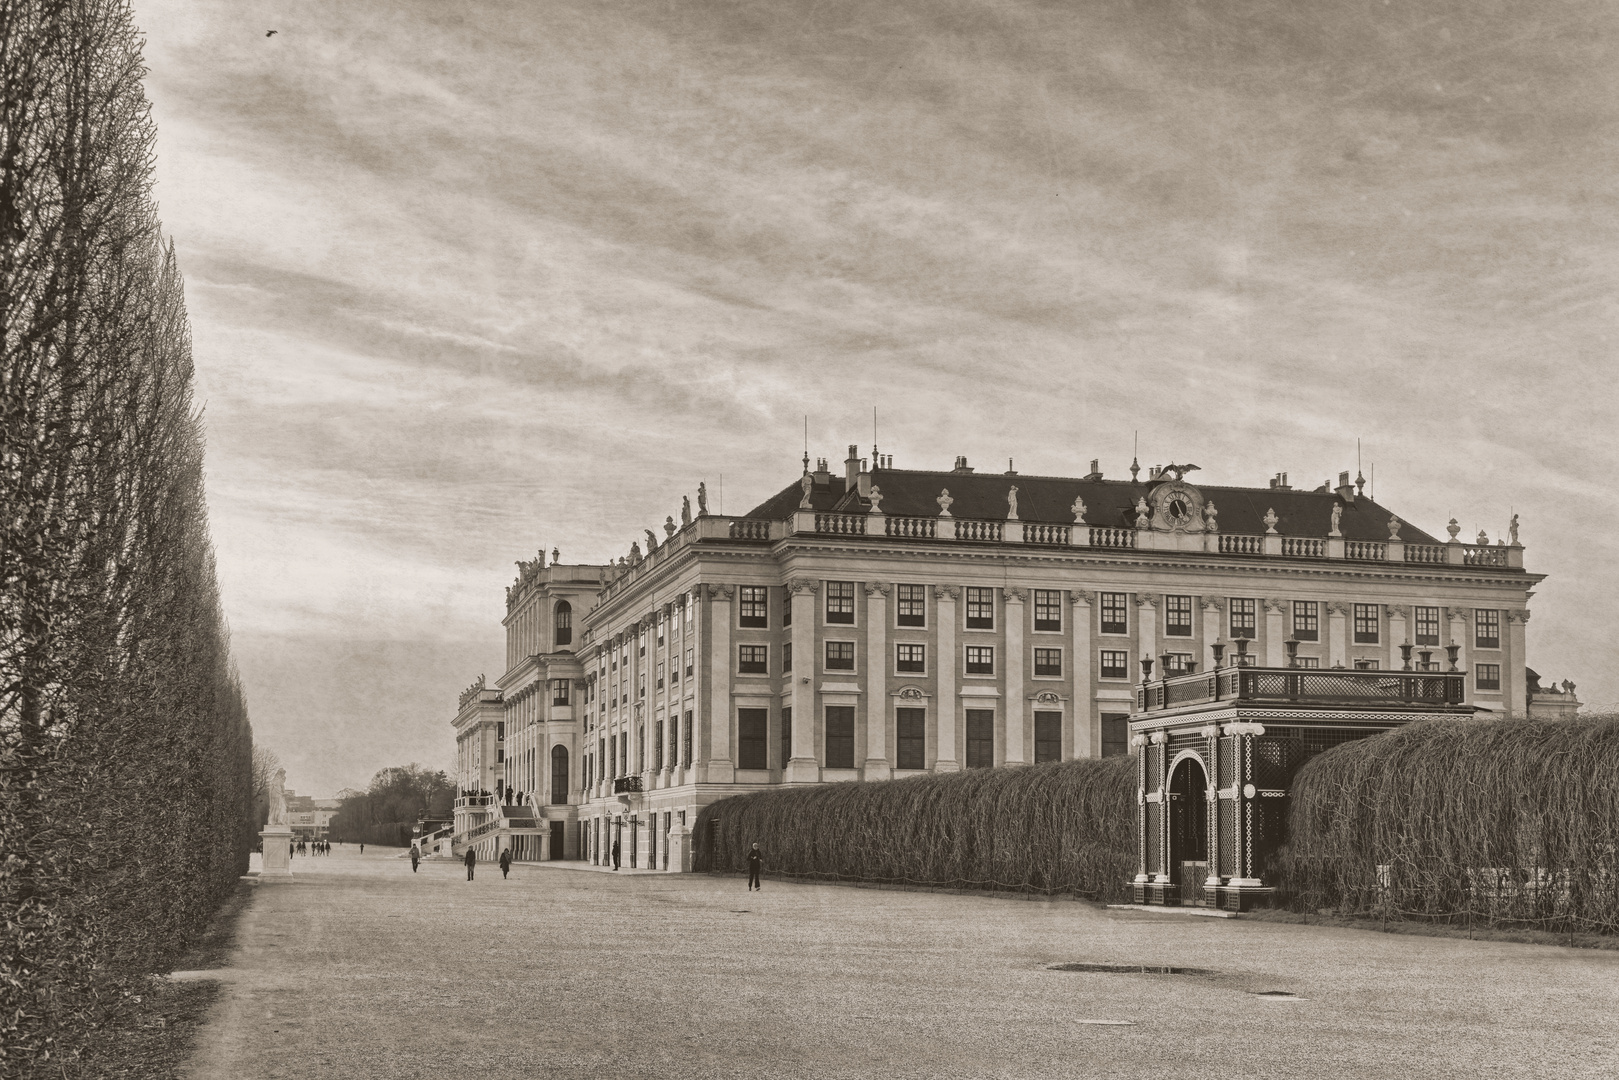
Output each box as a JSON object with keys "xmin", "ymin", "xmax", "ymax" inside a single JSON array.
[{"xmin": 133, "ymin": 0, "xmax": 1619, "ymax": 793}]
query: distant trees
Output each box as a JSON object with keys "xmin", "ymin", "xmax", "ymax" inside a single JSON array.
[
  {"xmin": 330, "ymin": 765, "xmax": 455, "ymax": 847},
  {"xmin": 0, "ymin": 0, "xmax": 253, "ymax": 1068}
]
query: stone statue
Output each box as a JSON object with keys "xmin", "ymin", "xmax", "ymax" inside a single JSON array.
[
  {"xmin": 1509, "ymin": 513, "xmax": 1520, "ymax": 545},
  {"xmin": 644, "ymin": 529, "xmax": 659, "ymax": 552},
  {"xmin": 1156, "ymin": 463, "xmax": 1200, "ymax": 482},
  {"xmin": 1203, "ymin": 500, "xmax": 1218, "ymax": 532},
  {"xmin": 799, "ymin": 472, "xmax": 813, "ymax": 509},
  {"xmin": 1387, "ymin": 516, "xmax": 1402, "ymax": 541},
  {"xmin": 936, "ymin": 488, "xmax": 953, "ymax": 517},
  {"xmin": 664, "ymin": 516, "xmax": 676, "ymax": 537},
  {"xmin": 267, "ymin": 769, "xmax": 288, "ymax": 826},
  {"xmin": 868, "ymin": 485, "xmax": 884, "ymax": 514},
  {"xmin": 1135, "ymin": 497, "xmax": 1151, "ymax": 530},
  {"xmin": 681, "ymin": 496, "xmax": 692, "ymax": 527},
  {"xmin": 1006, "ymin": 486, "xmax": 1019, "ymax": 520},
  {"xmin": 551, "ymin": 546, "xmax": 559, "ymax": 564},
  {"xmin": 630, "ymin": 541, "xmax": 642, "ymax": 563},
  {"xmin": 1330, "ymin": 503, "xmax": 1342, "ymax": 537},
  {"xmin": 1070, "ymin": 496, "xmax": 1088, "ymax": 524},
  {"xmin": 697, "ymin": 483, "xmax": 709, "ymax": 516},
  {"xmin": 1262, "ymin": 507, "xmax": 1279, "ymax": 534}
]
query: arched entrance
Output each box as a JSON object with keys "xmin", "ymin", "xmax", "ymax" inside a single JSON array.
[{"xmin": 1167, "ymin": 755, "xmax": 1209, "ymax": 906}]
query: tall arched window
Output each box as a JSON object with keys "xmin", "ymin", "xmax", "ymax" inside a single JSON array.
[
  {"xmin": 550, "ymin": 745, "xmax": 569, "ymax": 805},
  {"xmin": 554, "ymin": 600, "xmax": 573, "ymax": 647}
]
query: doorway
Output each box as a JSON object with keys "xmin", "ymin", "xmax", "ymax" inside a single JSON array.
[
  {"xmin": 549, "ymin": 820, "xmax": 564, "ymax": 861},
  {"xmin": 1167, "ymin": 755, "xmax": 1209, "ymax": 905}
]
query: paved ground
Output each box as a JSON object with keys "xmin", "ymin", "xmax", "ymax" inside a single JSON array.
[{"xmin": 181, "ymin": 845, "xmax": 1619, "ymax": 1079}]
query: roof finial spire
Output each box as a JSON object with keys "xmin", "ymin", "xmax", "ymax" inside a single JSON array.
[{"xmin": 1130, "ymin": 431, "xmax": 1140, "ymax": 482}]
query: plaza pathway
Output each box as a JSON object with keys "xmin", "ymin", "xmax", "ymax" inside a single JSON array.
[{"xmin": 181, "ymin": 845, "xmax": 1619, "ymax": 1079}]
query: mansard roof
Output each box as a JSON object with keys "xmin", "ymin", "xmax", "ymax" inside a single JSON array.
[{"xmin": 745, "ymin": 467, "xmax": 1440, "ymax": 544}]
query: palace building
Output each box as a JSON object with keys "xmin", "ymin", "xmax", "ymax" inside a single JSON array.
[{"xmin": 450, "ymin": 447, "xmax": 1539, "ymax": 869}]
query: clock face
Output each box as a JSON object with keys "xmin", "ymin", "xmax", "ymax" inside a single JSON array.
[{"xmin": 1168, "ymin": 496, "xmax": 1191, "ymax": 524}]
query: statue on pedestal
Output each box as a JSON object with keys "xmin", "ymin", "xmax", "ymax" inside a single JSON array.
[
  {"xmin": 681, "ymin": 496, "xmax": 692, "ymax": 527},
  {"xmin": 1203, "ymin": 500, "xmax": 1218, "ymax": 532},
  {"xmin": 267, "ymin": 769, "xmax": 288, "ymax": 826},
  {"xmin": 1006, "ymin": 486, "xmax": 1019, "ymax": 520},
  {"xmin": 697, "ymin": 483, "xmax": 709, "ymax": 516},
  {"xmin": 1329, "ymin": 503, "xmax": 1342, "ymax": 537},
  {"xmin": 1509, "ymin": 513, "xmax": 1520, "ymax": 545},
  {"xmin": 799, "ymin": 472, "xmax": 813, "ymax": 509},
  {"xmin": 664, "ymin": 516, "xmax": 676, "ymax": 538},
  {"xmin": 1136, "ymin": 498, "xmax": 1152, "ymax": 531},
  {"xmin": 644, "ymin": 529, "xmax": 659, "ymax": 552}
]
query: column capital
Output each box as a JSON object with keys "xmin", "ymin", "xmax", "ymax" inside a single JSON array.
[
  {"xmin": 1200, "ymin": 596, "xmax": 1225, "ymax": 612},
  {"xmin": 1384, "ymin": 603, "xmax": 1409, "ymax": 619},
  {"xmin": 1508, "ymin": 609, "xmax": 1531, "ymax": 624},
  {"xmin": 863, "ymin": 581, "xmax": 891, "ymax": 597},
  {"xmin": 1445, "ymin": 606, "xmax": 1471, "ymax": 623},
  {"xmin": 1136, "ymin": 594, "xmax": 1158, "ymax": 609},
  {"xmin": 1263, "ymin": 597, "xmax": 1288, "ymax": 615},
  {"xmin": 786, "ymin": 577, "xmax": 819, "ymax": 595},
  {"xmin": 1004, "ymin": 587, "xmax": 1026, "ymax": 603},
  {"xmin": 708, "ymin": 584, "xmax": 734, "ymax": 602},
  {"xmin": 934, "ymin": 584, "xmax": 959, "ymax": 601},
  {"xmin": 1071, "ymin": 588, "xmax": 1095, "ymax": 606}
]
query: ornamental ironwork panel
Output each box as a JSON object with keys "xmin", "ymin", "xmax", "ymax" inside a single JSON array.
[
  {"xmin": 1218, "ymin": 800, "xmax": 1236, "ymax": 877},
  {"xmin": 613, "ymin": 775, "xmax": 644, "ymax": 793}
]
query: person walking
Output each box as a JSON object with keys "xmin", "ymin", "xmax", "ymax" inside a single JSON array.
[
  {"xmin": 410, "ymin": 846, "xmax": 420, "ymax": 873},
  {"xmin": 464, "ymin": 845, "xmax": 477, "ymax": 881},
  {"xmin": 359, "ymin": 842, "xmax": 364, "ymax": 854},
  {"xmin": 747, "ymin": 843, "xmax": 763, "ymax": 891},
  {"xmin": 499, "ymin": 848, "xmax": 512, "ymax": 879},
  {"xmin": 611, "ymin": 837, "xmax": 621, "ymax": 871}
]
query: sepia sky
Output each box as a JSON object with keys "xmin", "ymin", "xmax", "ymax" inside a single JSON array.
[{"xmin": 133, "ymin": 0, "xmax": 1618, "ymax": 796}]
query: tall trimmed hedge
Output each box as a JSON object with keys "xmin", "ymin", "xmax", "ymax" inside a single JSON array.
[
  {"xmin": 1, "ymin": 0, "xmax": 254, "ymax": 1070},
  {"xmin": 695, "ymin": 757, "xmax": 1136, "ymax": 899},
  {"xmin": 1278, "ymin": 715, "xmax": 1619, "ymax": 933}
]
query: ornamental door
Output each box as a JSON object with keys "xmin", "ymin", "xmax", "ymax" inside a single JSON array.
[{"xmin": 1168, "ymin": 757, "xmax": 1209, "ymax": 905}]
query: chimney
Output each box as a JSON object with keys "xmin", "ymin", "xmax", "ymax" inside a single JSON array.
[
  {"xmin": 1269, "ymin": 472, "xmax": 1291, "ymax": 490},
  {"xmin": 857, "ymin": 459, "xmax": 871, "ymax": 497},
  {"xmin": 1149, "ymin": 466, "xmax": 1162, "ymax": 481},
  {"xmin": 952, "ymin": 456, "xmax": 974, "ymax": 474},
  {"xmin": 812, "ymin": 457, "xmax": 831, "ymax": 486},
  {"xmin": 1335, "ymin": 470, "xmax": 1356, "ymax": 504},
  {"xmin": 1084, "ymin": 459, "xmax": 1103, "ymax": 481},
  {"xmin": 1005, "ymin": 458, "xmax": 1017, "ymax": 476}
]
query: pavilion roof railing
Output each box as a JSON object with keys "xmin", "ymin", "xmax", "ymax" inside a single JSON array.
[{"xmin": 1135, "ymin": 664, "xmax": 1468, "ymax": 713}]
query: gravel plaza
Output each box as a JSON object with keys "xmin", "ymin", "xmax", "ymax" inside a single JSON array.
[{"xmin": 181, "ymin": 846, "xmax": 1619, "ymax": 1080}]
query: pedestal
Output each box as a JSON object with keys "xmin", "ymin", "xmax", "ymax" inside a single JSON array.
[
  {"xmin": 666, "ymin": 824, "xmax": 693, "ymax": 873},
  {"xmin": 259, "ymin": 825, "xmax": 293, "ymax": 881}
]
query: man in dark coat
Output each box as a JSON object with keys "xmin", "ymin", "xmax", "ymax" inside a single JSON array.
[
  {"xmin": 499, "ymin": 848, "xmax": 512, "ymax": 878},
  {"xmin": 464, "ymin": 845, "xmax": 477, "ymax": 881},
  {"xmin": 410, "ymin": 846, "xmax": 420, "ymax": 873},
  {"xmin": 611, "ymin": 837, "xmax": 621, "ymax": 871},
  {"xmin": 747, "ymin": 843, "xmax": 763, "ymax": 891}
]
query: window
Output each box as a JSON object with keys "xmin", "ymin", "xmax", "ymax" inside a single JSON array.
[
  {"xmin": 825, "ymin": 641, "xmax": 856, "ymax": 671},
  {"xmin": 739, "ymin": 586, "xmax": 768, "ymax": 628},
  {"xmin": 1164, "ymin": 652, "xmax": 1193, "ymax": 674},
  {"xmin": 1476, "ymin": 609, "xmax": 1501, "ymax": 649},
  {"xmin": 656, "ymin": 662, "xmax": 664, "ymax": 690},
  {"xmin": 896, "ymin": 708, "xmax": 926, "ymax": 770},
  {"xmin": 682, "ymin": 711, "xmax": 693, "ymax": 766},
  {"xmin": 896, "ymin": 643, "xmax": 926, "ymax": 673},
  {"xmin": 739, "ymin": 645, "xmax": 768, "ymax": 674},
  {"xmin": 550, "ymin": 745, "xmax": 569, "ymax": 804},
  {"xmin": 668, "ymin": 716, "xmax": 678, "ymax": 770},
  {"xmin": 826, "ymin": 581, "xmax": 855, "ymax": 624},
  {"xmin": 1292, "ymin": 600, "xmax": 1319, "ymax": 642},
  {"xmin": 1476, "ymin": 663, "xmax": 1501, "ymax": 691},
  {"xmin": 551, "ymin": 680, "xmax": 570, "ymax": 706},
  {"xmin": 554, "ymin": 601, "xmax": 573, "ymax": 646},
  {"xmin": 497, "ymin": 721, "xmax": 505, "ymax": 740},
  {"xmin": 781, "ymin": 586, "xmax": 792, "ymax": 627},
  {"xmin": 1354, "ymin": 604, "xmax": 1380, "ymax": 644},
  {"xmin": 737, "ymin": 709, "xmax": 767, "ymax": 769},
  {"xmin": 1415, "ymin": 606, "xmax": 1440, "ymax": 646},
  {"xmin": 1296, "ymin": 656, "xmax": 1320, "ymax": 669},
  {"xmin": 670, "ymin": 661, "xmax": 678, "ymax": 685},
  {"xmin": 897, "ymin": 584, "xmax": 927, "ymax": 627},
  {"xmin": 685, "ymin": 649, "xmax": 693, "ymax": 678},
  {"xmin": 1165, "ymin": 595, "xmax": 1193, "ymax": 637},
  {"xmin": 1229, "ymin": 598, "xmax": 1256, "ymax": 639},
  {"xmin": 781, "ymin": 706, "xmax": 792, "ymax": 763},
  {"xmin": 654, "ymin": 721, "xmax": 664, "ymax": 771},
  {"xmin": 965, "ymin": 710, "xmax": 994, "ymax": 768},
  {"xmin": 782, "ymin": 642, "xmax": 792, "ymax": 673},
  {"xmin": 1101, "ymin": 714, "xmax": 1130, "ymax": 758},
  {"xmin": 1034, "ymin": 712, "xmax": 1061, "ymax": 764},
  {"xmin": 965, "ymin": 645, "xmax": 994, "ymax": 675},
  {"xmin": 1034, "ymin": 590, "xmax": 1062, "ymax": 631},
  {"xmin": 1099, "ymin": 650, "xmax": 1129, "ymax": 680},
  {"xmin": 1353, "ymin": 658, "xmax": 1380, "ymax": 671},
  {"xmin": 1034, "ymin": 648, "xmax": 1062, "ymax": 677},
  {"xmin": 825, "ymin": 706, "xmax": 855, "ymax": 768},
  {"xmin": 1100, "ymin": 592, "xmax": 1128, "ymax": 635},
  {"xmin": 496, "ymin": 746, "xmax": 504, "ymax": 763},
  {"xmin": 965, "ymin": 587, "xmax": 994, "ymax": 629}
]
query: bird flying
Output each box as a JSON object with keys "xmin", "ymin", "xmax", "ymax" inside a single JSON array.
[{"xmin": 266, "ymin": 30, "xmax": 277, "ymax": 37}]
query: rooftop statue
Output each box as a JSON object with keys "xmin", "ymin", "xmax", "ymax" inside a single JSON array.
[
  {"xmin": 800, "ymin": 472, "xmax": 813, "ymax": 509},
  {"xmin": 664, "ymin": 516, "xmax": 676, "ymax": 537},
  {"xmin": 936, "ymin": 488, "xmax": 953, "ymax": 517},
  {"xmin": 1006, "ymin": 486, "xmax": 1019, "ymax": 520},
  {"xmin": 697, "ymin": 482, "xmax": 709, "ymax": 516},
  {"xmin": 1203, "ymin": 500, "xmax": 1218, "ymax": 532},
  {"xmin": 1330, "ymin": 503, "xmax": 1343, "ymax": 537},
  {"xmin": 1156, "ymin": 463, "xmax": 1200, "ymax": 482},
  {"xmin": 868, "ymin": 485, "xmax": 884, "ymax": 514},
  {"xmin": 681, "ymin": 495, "xmax": 692, "ymax": 527},
  {"xmin": 630, "ymin": 541, "xmax": 642, "ymax": 564},
  {"xmin": 1136, "ymin": 497, "xmax": 1152, "ymax": 530},
  {"xmin": 1070, "ymin": 495, "xmax": 1087, "ymax": 524},
  {"xmin": 1509, "ymin": 513, "xmax": 1520, "ymax": 545},
  {"xmin": 1447, "ymin": 518, "xmax": 1461, "ymax": 541},
  {"xmin": 1387, "ymin": 516, "xmax": 1402, "ymax": 540},
  {"xmin": 1262, "ymin": 507, "xmax": 1279, "ymax": 534},
  {"xmin": 644, "ymin": 529, "xmax": 659, "ymax": 552},
  {"xmin": 551, "ymin": 546, "xmax": 559, "ymax": 564}
]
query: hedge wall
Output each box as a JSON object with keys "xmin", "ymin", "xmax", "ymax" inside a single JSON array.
[
  {"xmin": 1278, "ymin": 714, "xmax": 1619, "ymax": 933},
  {"xmin": 694, "ymin": 756, "xmax": 1136, "ymax": 898}
]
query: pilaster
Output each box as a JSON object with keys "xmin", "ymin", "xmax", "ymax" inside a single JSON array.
[
  {"xmin": 1003, "ymin": 587, "xmax": 1026, "ymax": 765},
  {"xmin": 785, "ymin": 579, "xmax": 820, "ymax": 783},
  {"xmin": 706, "ymin": 586, "xmax": 734, "ymax": 783},
  {"xmin": 1071, "ymin": 591, "xmax": 1094, "ymax": 759},
  {"xmin": 933, "ymin": 585, "xmax": 960, "ymax": 772},
  {"xmin": 1327, "ymin": 602, "xmax": 1349, "ymax": 669},
  {"xmin": 1506, "ymin": 610, "xmax": 1530, "ymax": 716},
  {"xmin": 863, "ymin": 582, "xmax": 891, "ymax": 780},
  {"xmin": 1200, "ymin": 598, "xmax": 1223, "ymax": 672},
  {"xmin": 1136, "ymin": 594, "xmax": 1158, "ymax": 673},
  {"xmin": 1263, "ymin": 598, "xmax": 1287, "ymax": 667},
  {"xmin": 1386, "ymin": 605, "xmax": 1409, "ymax": 670}
]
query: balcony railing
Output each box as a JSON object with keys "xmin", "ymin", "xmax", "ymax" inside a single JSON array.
[
  {"xmin": 1405, "ymin": 543, "xmax": 1446, "ymax": 563},
  {"xmin": 1282, "ymin": 537, "xmax": 1325, "ymax": 557},
  {"xmin": 613, "ymin": 775, "xmax": 644, "ymax": 794},
  {"xmin": 955, "ymin": 519, "xmax": 1003, "ymax": 542},
  {"xmin": 1344, "ymin": 540, "xmax": 1386, "ymax": 561},
  {"xmin": 1464, "ymin": 545, "xmax": 1509, "ymax": 567},
  {"xmin": 1136, "ymin": 665, "xmax": 1467, "ymax": 712},
  {"xmin": 1220, "ymin": 534, "xmax": 1263, "ymax": 555},
  {"xmin": 1089, "ymin": 527, "xmax": 1135, "ymax": 549},
  {"xmin": 728, "ymin": 519, "xmax": 771, "ymax": 541},
  {"xmin": 1024, "ymin": 523, "xmax": 1070, "ymax": 545},
  {"xmin": 815, "ymin": 513, "xmax": 867, "ymax": 535},
  {"xmin": 885, "ymin": 516, "xmax": 936, "ymax": 538}
]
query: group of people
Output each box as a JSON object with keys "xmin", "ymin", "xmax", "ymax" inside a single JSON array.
[
  {"xmin": 292, "ymin": 838, "xmax": 333, "ymax": 856},
  {"xmin": 458, "ymin": 846, "xmax": 514, "ymax": 880},
  {"xmin": 457, "ymin": 785, "xmax": 531, "ymax": 806}
]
